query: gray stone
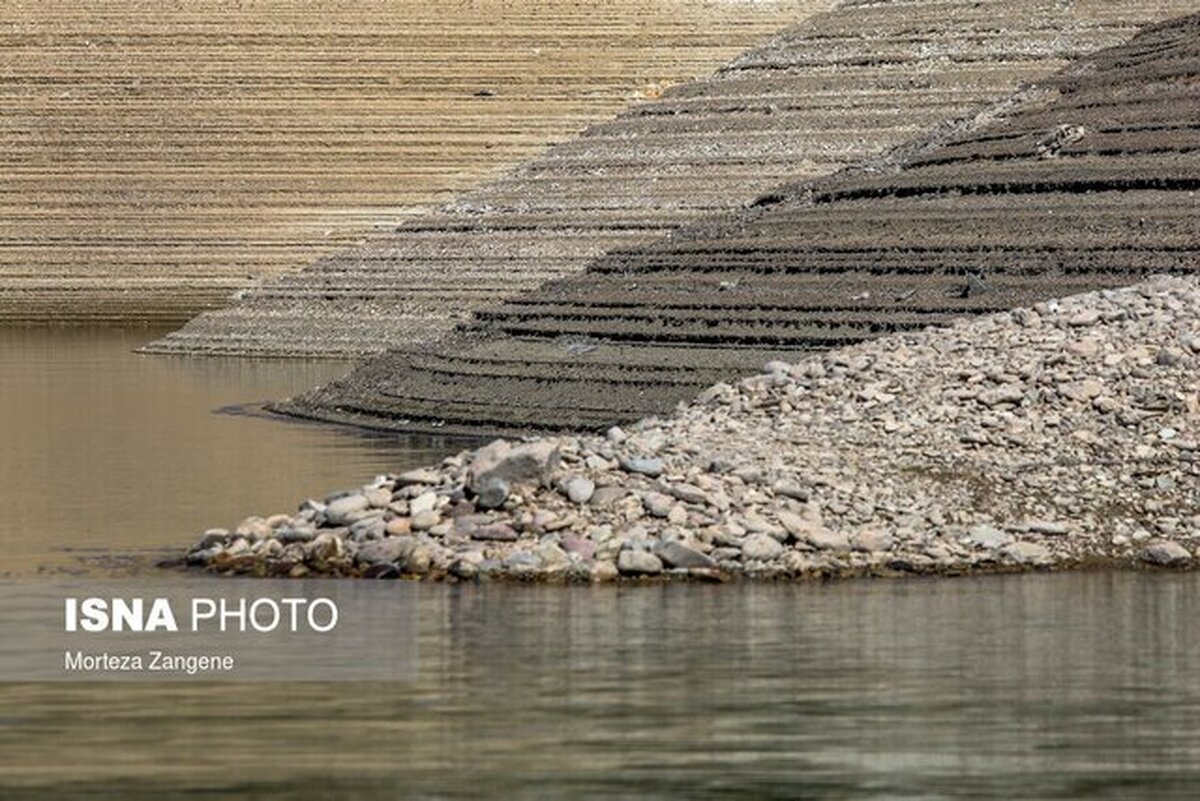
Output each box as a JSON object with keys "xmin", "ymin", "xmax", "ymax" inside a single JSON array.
[
  {"xmin": 655, "ymin": 541, "xmax": 716, "ymax": 569},
  {"xmin": 619, "ymin": 456, "xmax": 664, "ymax": 478},
  {"xmin": 536, "ymin": 542, "xmax": 570, "ymax": 570},
  {"xmin": 978, "ymin": 385, "xmax": 1025, "ymax": 407},
  {"xmin": 474, "ymin": 475, "xmax": 510, "ymax": 510},
  {"xmin": 772, "ymin": 480, "xmax": 810, "ymax": 502},
  {"xmin": 471, "ymin": 523, "xmax": 519, "ymax": 542},
  {"xmin": 502, "ymin": 550, "xmax": 542, "ymax": 573},
  {"xmin": 364, "ymin": 487, "xmax": 392, "ymax": 509},
  {"xmin": 617, "ymin": 549, "xmax": 663, "ymax": 575},
  {"xmin": 1140, "ymin": 540, "xmax": 1191, "ymax": 566},
  {"xmin": 740, "ymin": 533, "xmax": 784, "ymax": 561},
  {"xmin": 561, "ymin": 534, "xmax": 597, "ymax": 561},
  {"xmin": 276, "ymin": 526, "xmax": 316, "ymax": 545},
  {"xmin": 411, "ymin": 510, "xmax": 440, "ymax": 531},
  {"xmin": 469, "ymin": 439, "xmax": 561, "ymax": 489},
  {"xmin": 850, "ymin": 529, "xmax": 894, "ymax": 553},
  {"xmin": 324, "ymin": 494, "xmax": 369, "ymax": 526},
  {"xmin": 192, "ymin": 529, "xmax": 230, "ymax": 551},
  {"xmin": 804, "ymin": 527, "xmax": 850, "ymax": 551},
  {"xmin": 348, "ymin": 516, "xmax": 386, "ymax": 541},
  {"xmin": 665, "ymin": 482, "xmax": 708, "ymax": 505},
  {"xmin": 592, "ymin": 560, "xmax": 619, "ymax": 582},
  {"xmin": 1026, "ymin": 520, "xmax": 1071, "ymax": 536},
  {"xmin": 563, "ymin": 476, "xmax": 596, "ymax": 504},
  {"xmin": 590, "ymin": 486, "xmax": 626, "ymax": 508},
  {"xmin": 409, "ymin": 491, "xmax": 438, "ymax": 516},
  {"xmin": 643, "ymin": 492, "xmax": 674, "ymax": 518},
  {"xmin": 967, "ymin": 524, "xmax": 1013, "ymax": 549},
  {"xmin": 356, "ymin": 536, "xmax": 414, "ymax": 567},
  {"xmin": 396, "ymin": 468, "xmax": 442, "ymax": 487},
  {"xmin": 1000, "ymin": 541, "xmax": 1053, "ymax": 566}
]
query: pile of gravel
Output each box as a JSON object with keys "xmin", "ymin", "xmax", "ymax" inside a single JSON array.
[{"xmin": 183, "ymin": 276, "xmax": 1199, "ymax": 581}]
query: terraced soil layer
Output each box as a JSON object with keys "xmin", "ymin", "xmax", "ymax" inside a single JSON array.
[
  {"xmin": 145, "ymin": 0, "xmax": 1191, "ymax": 355},
  {"xmin": 1, "ymin": 0, "xmax": 822, "ymax": 323},
  {"xmin": 282, "ymin": 12, "xmax": 1200, "ymax": 436}
]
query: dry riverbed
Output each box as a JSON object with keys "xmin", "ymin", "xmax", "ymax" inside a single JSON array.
[{"xmin": 181, "ymin": 276, "xmax": 1200, "ymax": 582}]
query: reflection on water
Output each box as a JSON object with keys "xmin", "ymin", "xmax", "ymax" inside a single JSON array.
[
  {"xmin": 2, "ymin": 574, "xmax": 1200, "ymax": 798},
  {"xmin": 2, "ymin": 329, "xmax": 1198, "ymax": 798},
  {"xmin": 0, "ymin": 327, "xmax": 460, "ymax": 574}
]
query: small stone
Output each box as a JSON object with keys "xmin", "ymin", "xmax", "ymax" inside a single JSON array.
[
  {"xmin": 619, "ymin": 456, "xmax": 664, "ymax": 478},
  {"xmin": 536, "ymin": 543, "xmax": 570, "ymax": 571},
  {"xmin": 324, "ymin": 494, "xmax": 369, "ymax": 526},
  {"xmin": 665, "ymin": 483, "xmax": 708, "ymax": 506},
  {"xmin": 396, "ymin": 468, "xmax": 441, "ymax": 487},
  {"xmin": 410, "ymin": 491, "xmax": 438, "ymax": 516},
  {"xmin": 771, "ymin": 480, "xmax": 809, "ymax": 502},
  {"xmin": 192, "ymin": 529, "xmax": 230, "ymax": 551},
  {"xmin": 643, "ymin": 492, "xmax": 674, "ymax": 518},
  {"xmin": 592, "ymin": 560, "xmax": 619, "ymax": 582},
  {"xmin": 850, "ymin": 529, "xmax": 893, "ymax": 553},
  {"xmin": 471, "ymin": 523, "xmax": 519, "ymax": 542},
  {"xmin": 502, "ymin": 550, "xmax": 542, "ymax": 575},
  {"xmin": 1140, "ymin": 540, "xmax": 1191, "ymax": 567},
  {"xmin": 804, "ymin": 527, "xmax": 850, "ymax": 551},
  {"xmin": 356, "ymin": 536, "xmax": 413, "ymax": 567},
  {"xmin": 740, "ymin": 533, "xmax": 784, "ymax": 561},
  {"xmin": 561, "ymin": 534, "xmax": 597, "ymax": 561},
  {"xmin": 385, "ymin": 517, "xmax": 412, "ymax": 537},
  {"xmin": 617, "ymin": 550, "xmax": 664, "ymax": 576},
  {"xmin": 364, "ymin": 488, "xmax": 392, "ymax": 509},
  {"xmin": 474, "ymin": 475, "xmax": 510, "ymax": 510},
  {"xmin": 655, "ymin": 541, "xmax": 716, "ymax": 569},
  {"xmin": 1000, "ymin": 541, "xmax": 1053, "ymax": 566},
  {"xmin": 1058, "ymin": 379, "xmax": 1103, "ymax": 403},
  {"xmin": 590, "ymin": 486, "xmax": 626, "ymax": 508},
  {"xmin": 276, "ymin": 526, "xmax": 316, "ymax": 545},
  {"xmin": 563, "ymin": 476, "xmax": 596, "ymax": 504},
  {"xmin": 349, "ymin": 516, "xmax": 385, "ymax": 541},
  {"xmin": 978, "ymin": 385, "xmax": 1025, "ymax": 407},
  {"xmin": 1068, "ymin": 309, "xmax": 1102, "ymax": 326},
  {"xmin": 1026, "ymin": 520, "xmax": 1070, "ymax": 536},
  {"xmin": 411, "ymin": 510, "xmax": 440, "ymax": 531},
  {"xmin": 967, "ymin": 524, "xmax": 1013, "ymax": 549}
]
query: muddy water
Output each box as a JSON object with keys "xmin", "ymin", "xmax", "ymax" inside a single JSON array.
[
  {"xmin": 2, "ymin": 575, "xmax": 1200, "ymax": 798},
  {"xmin": 0, "ymin": 327, "xmax": 456, "ymax": 575},
  {"xmin": 1, "ymin": 330, "xmax": 1198, "ymax": 797}
]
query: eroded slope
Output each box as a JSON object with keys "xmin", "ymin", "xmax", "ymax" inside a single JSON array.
[
  {"xmin": 284, "ymin": 11, "xmax": 1200, "ymax": 435},
  {"xmin": 144, "ymin": 0, "xmax": 1188, "ymax": 354}
]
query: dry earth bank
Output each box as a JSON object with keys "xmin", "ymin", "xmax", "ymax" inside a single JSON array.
[
  {"xmin": 282, "ymin": 10, "xmax": 1200, "ymax": 435},
  {"xmin": 1, "ymin": 0, "xmax": 823, "ymax": 322},
  {"xmin": 146, "ymin": 0, "xmax": 1192, "ymax": 354}
]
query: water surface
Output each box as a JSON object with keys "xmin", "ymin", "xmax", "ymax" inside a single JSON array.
[
  {"xmin": 0, "ymin": 327, "xmax": 454, "ymax": 574},
  {"xmin": 2, "ymin": 330, "xmax": 1198, "ymax": 799},
  {"xmin": 2, "ymin": 575, "xmax": 1199, "ymax": 798}
]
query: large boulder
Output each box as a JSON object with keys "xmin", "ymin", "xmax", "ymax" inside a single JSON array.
[{"xmin": 468, "ymin": 439, "xmax": 561, "ymax": 493}]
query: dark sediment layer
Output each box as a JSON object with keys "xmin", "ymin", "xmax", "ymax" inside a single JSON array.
[
  {"xmin": 281, "ymin": 12, "xmax": 1200, "ymax": 436},
  {"xmin": 143, "ymin": 0, "xmax": 1191, "ymax": 356}
]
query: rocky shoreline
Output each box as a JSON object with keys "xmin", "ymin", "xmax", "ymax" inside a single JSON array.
[{"xmin": 181, "ymin": 277, "xmax": 1200, "ymax": 582}]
